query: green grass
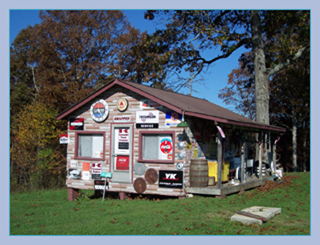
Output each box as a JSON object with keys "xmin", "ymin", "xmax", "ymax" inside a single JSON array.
[{"xmin": 10, "ymin": 172, "xmax": 310, "ymax": 235}]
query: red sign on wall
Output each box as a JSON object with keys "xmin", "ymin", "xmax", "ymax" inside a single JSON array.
[
  {"xmin": 116, "ymin": 156, "xmax": 129, "ymax": 170},
  {"xmin": 160, "ymin": 140, "xmax": 172, "ymax": 154}
]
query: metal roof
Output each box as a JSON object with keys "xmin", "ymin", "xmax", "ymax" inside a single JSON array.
[{"xmin": 57, "ymin": 79, "xmax": 285, "ymax": 132}]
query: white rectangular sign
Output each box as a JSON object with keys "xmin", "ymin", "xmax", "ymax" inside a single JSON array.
[
  {"xmin": 113, "ymin": 116, "xmax": 131, "ymax": 122},
  {"xmin": 136, "ymin": 111, "xmax": 159, "ymax": 124}
]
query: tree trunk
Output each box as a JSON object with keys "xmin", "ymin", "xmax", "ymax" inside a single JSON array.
[
  {"xmin": 251, "ymin": 10, "xmax": 270, "ymax": 126},
  {"xmin": 251, "ymin": 11, "xmax": 270, "ymax": 162},
  {"xmin": 292, "ymin": 108, "xmax": 298, "ymax": 172}
]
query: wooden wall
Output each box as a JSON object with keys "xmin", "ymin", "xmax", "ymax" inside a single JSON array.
[{"xmin": 65, "ymin": 85, "xmax": 205, "ymax": 197}]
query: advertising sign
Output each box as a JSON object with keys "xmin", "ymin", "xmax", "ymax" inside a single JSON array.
[
  {"xmin": 59, "ymin": 134, "xmax": 69, "ymax": 144},
  {"xmin": 140, "ymin": 99, "xmax": 163, "ymax": 109},
  {"xmin": 158, "ymin": 170, "xmax": 183, "ymax": 189},
  {"xmin": 91, "ymin": 162, "xmax": 102, "ymax": 179},
  {"xmin": 68, "ymin": 169, "xmax": 81, "ymax": 179},
  {"xmin": 69, "ymin": 118, "xmax": 84, "ymax": 130},
  {"xmin": 159, "ymin": 137, "xmax": 173, "ymax": 160},
  {"xmin": 165, "ymin": 111, "xmax": 182, "ymax": 126},
  {"xmin": 136, "ymin": 111, "xmax": 159, "ymax": 128},
  {"xmin": 113, "ymin": 116, "xmax": 131, "ymax": 122},
  {"xmin": 117, "ymin": 98, "xmax": 128, "ymax": 112},
  {"xmin": 94, "ymin": 180, "xmax": 109, "ymax": 190},
  {"xmin": 116, "ymin": 156, "xmax": 130, "ymax": 170}
]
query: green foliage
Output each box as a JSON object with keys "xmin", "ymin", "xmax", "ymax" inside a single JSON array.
[
  {"xmin": 10, "ymin": 172, "xmax": 310, "ymax": 235},
  {"xmin": 10, "ymin": 102, "xmax": 66, "ymax": 191}
]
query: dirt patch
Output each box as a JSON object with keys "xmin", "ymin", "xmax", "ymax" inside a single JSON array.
[{"xmin": 256, "ymin": 175, "xmax": 298, "ymax": 192}]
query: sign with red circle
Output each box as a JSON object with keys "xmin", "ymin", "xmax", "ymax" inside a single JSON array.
[{"xmin": 160, "ymin": 139, "xmax": 173, "ymax": 154}]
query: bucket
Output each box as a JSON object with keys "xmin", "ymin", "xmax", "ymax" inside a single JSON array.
[{"xmin": 190, "ymin": 159, "xmax": 208, "ymax": 187}]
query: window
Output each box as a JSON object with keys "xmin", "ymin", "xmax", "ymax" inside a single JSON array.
[
  {"xmin": 138, "ymin": 131, "xmax": 175, "ymax": 163},
  {"xmin": 75, "ymin": 131, "xmax": 105, "ymax": 160}
]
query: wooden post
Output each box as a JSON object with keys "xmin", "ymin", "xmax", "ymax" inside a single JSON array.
[
  {"xmin": 68, "ymin": 188, "xmax": 79, "ymax": 201},
  {"xmin": 272, "ymin": 137, "xmax": 277, "ymax": 174},
  {"xmin": 217, "ymin": 134, "xmax": 223, "ymax": 189},
  {"xmin": 258, "ymin": 132, "xmax": 263, "ymax": 179},
  {"xmin": 240, "ymin": 140, "xmax": 245, "ymax": 183}
]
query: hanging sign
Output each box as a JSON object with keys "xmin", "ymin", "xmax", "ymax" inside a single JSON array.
[
  {"xmin": 59, "ymin": 134, "xmax": 69, "ymax": 144},
  {"xmin": 140, "ymin": 99, "xmax": 163, "ymax": 109},
  {"xmin": 136, "ymin": 111, "xmax": 159, "ymax": 128},
  {"xmin": 165, "ymin": 111, "xmax": 182, "ymax": 126},
  {"xmin": 69, "ymin": 118, "xmax": 84, "ymax": 130},
  {"xmin": 158, "ymin": 170, "xmax": 183, "ymax": 189},
  {"xmin": 113, "ymin": 116, "xmax": 131, "ymax": 122},
  {"xmin": 90, "ymin": 99, "xmax": 109, "ymax": 122},
  {"xmin": 116, "ymin": 156, "xmax": 130, "ymax": 170},
  {"xmin": 117, "ymin": 98, "xmax": 128, "ymax": 112}
]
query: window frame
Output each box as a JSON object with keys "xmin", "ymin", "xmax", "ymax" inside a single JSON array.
[
  {"xmin": 138, "ymin": 130, "xmax": 175, "ymax": 164},
  {"xmin": 74, "ymin": 131, "xmax": 106, "ymax": 161}
]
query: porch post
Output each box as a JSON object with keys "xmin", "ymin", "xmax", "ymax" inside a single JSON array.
[
  {"xmin": 240, "ymin": 138, "xmax": 246, "ymax": 183},
  {"xmin": 258, "ymin": 132, "xmax": 263, "ymax": 179},
  {"xmin": 272, "ymin": 137, "xmax": 277, "ymax": 174},
  {"xmin": 217, "ymin": 133, "xmax": 223, "ymax": 189}
]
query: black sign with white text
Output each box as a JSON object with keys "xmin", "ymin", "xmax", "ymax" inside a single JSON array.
[
  {"xmin": 119, "ymin": 142, "xmax": 129, "ymax": 149},
  {"xmin": 158, "ymin": 170, "xmax": 183, "ymax": 189},
  {"xmin": 136, "ymin": 123, "xmax": 159, "ymax": 129},
  {"xmin": 94, "ymin": 180, "xmax": 109, "ymax": 190}
]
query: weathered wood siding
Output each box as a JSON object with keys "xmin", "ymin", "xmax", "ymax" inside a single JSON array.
[{"xmin": 65, "ymin": 85, "xmax": 204, "ymax": 196}]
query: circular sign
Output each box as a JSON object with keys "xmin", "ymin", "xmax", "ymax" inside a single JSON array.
[
  {"xmin": 145, "ymin": 168, "xmax": 158, "ymax": 184},
  {"xmin": 177, "ymin": 162, "xmax": 184, "ymax": 170},
  {"xmin": 90, "ymin": 99, "xmax": 109, "ymax": 122},
  {"xmin": 134, "ymin": 162, "xmax": 146, "ymax": 175},
  {"xmin": 133, "ymin": 178, "xmax": 147, "ymax": 193},
  {"xmin": 117, "ymin": 98, "xmax": 128, "ymax": 112},
  {"xmin": 160, "ymin": 139, "xmax": 172, "ymax": 154}
]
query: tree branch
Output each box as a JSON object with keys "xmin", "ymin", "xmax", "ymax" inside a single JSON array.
[{"xmin": 266, "ymin": 46, "xmax": 310, "ymax": 77}]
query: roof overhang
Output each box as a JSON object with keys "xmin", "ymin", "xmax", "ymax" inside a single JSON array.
[{"xmin": 57, "ymin": 79, "xmax": 285, "ymax": 133}]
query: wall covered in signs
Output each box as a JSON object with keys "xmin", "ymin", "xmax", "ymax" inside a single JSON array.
[{"xmin": 65, "ymin": 85, "xmax": 209, "ymax": 197}]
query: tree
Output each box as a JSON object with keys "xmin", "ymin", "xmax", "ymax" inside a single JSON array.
[
  {"xmin": 10, "ymin": 102, "xmax": 66, "ymax": 190},
  {"xmin": 139, "ymin": 10, "xmax": 309, "ymax": 127},
  {"xmin": 10, "ymin": 10, "xmax": 141, "ymax": 111}
]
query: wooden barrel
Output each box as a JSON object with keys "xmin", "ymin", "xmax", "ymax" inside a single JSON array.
[{"xmin": 190, "ymin": 159, "xmax": 208, "ymax": 187}]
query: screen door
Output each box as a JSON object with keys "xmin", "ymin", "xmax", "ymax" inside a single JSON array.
[{"xmin": 110, "ymin": 124, "xmax": 132, "ymax": 183}]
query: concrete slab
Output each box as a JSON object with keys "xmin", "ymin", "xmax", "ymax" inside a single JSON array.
[{"xmin": 231, "ymin": 206, "xmax": 281, "ymax": 225}]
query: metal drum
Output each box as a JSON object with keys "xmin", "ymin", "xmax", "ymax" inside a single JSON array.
[{"xmin": 190, "ymin": 159, "xmax": 208, "ymax": 187}]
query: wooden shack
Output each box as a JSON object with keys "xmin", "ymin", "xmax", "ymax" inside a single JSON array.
[{"xmin": 57, "ymin": 79, "xmax": 285, "ymax": 201}]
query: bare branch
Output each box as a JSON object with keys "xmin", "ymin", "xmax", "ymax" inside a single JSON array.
[{"xmin": 266, "ymin": 46, "xmax": 310, "ymax": 77}]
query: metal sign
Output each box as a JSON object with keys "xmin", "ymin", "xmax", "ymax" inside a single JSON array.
[
  {"xmin": 113, "ymin": 116, "xmax": 131, "ymax": 122},
  {"xmin": 117, "ymin": 98, "xmax": 128, "ymax": 112},
  {"xmin": 94, "ymin": 180, "xmax": 109, "ymax": 190},
  {"xmin": 69, "ymin": 118, "xmax": 84, "ymax": 130},
  {"xmin": 158, "ymin": 170, "xmax": 183, "ymax": 189},
  {"xmin": 59, "ymin": 134, "xmax": 68, "ymax": 144},
  {"xmin": 165, "ymin": 111, "xmax": 182, "ymax": 126},
  {"xmin": 136, "ymin": 111, "xmax": 159, "ymax": 124},
  {"xmin": 101, "ymin": 172, "xmax": 112, "ymax": 178}
]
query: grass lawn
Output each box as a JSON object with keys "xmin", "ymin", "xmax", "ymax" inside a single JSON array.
[{"xmin": 10, "ymin": 172, "xmax": 310, "ymax": 235}]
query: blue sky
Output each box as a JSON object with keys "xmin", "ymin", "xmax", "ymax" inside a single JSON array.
[{"xmin": 9, "ymin": 9, "xmax": 247, "ymax": 110}]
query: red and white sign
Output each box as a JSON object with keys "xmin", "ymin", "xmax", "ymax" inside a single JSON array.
[
  {"xmin": 140, "ymin": 99, "xmax": 163, "ymax": 109},
  {"xmin": 116, "ymin": 156, "xmax": 129, "ymax": 170},
  {"xmin": 69, "ymin": 118, "xmax": 84, "ymax": 130},
  {"xmin": 59, "ymin": 134, "xmax": 68, "ymax": 144},
  {"xmin": 118, "ymin": 128, "xmax": 129, "ymax": 142},
  {"xmin": 91, "ymin": 162, "xmax": 102, "ymax": 174},
  {"xmin": 160, "ymin": 139, "xmax": 173, "ymax": 154},
  {"xmin": 113, "ymin": 116, "xmax": 131, "ymax": 122}
]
